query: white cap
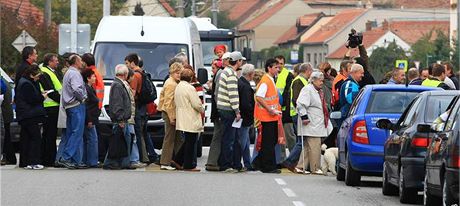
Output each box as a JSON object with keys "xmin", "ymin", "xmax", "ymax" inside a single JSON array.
[
  {"xmin": 222, "ymin": 52, "xmax": 231, "ymax": 59},
  {"xmin": 230, "ymin": 51, "xmax": 246, "ymax": 61}
]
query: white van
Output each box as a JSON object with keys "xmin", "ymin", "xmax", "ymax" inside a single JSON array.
[{"xmin": 92, "ymin": 16, "xmax": 205, "ymax": 143}]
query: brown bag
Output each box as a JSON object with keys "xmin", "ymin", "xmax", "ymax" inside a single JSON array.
[{"xmin": 277, "ymin": 116, "xmax": 286, "ymax": 145}]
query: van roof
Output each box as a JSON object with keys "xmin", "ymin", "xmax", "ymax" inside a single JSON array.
[{"xmin": 93, "ymin": 16, "xmax": 196, "ymax": 45}]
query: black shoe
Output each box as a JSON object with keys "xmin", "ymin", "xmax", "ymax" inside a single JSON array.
[
  {"xmin": 76, "ymin": 163, "xmax": 89, "ymax": 169},
  {"xmin": 57, "ymin": 159, "xmax": 76, "ymax": 169},
  {"xmin": 263, "ymin": 169, "xmax": 281, "ymax": 174},
  {"xmin": 102, "ymin": 164, "xmax": 121, "ymax": 170}
]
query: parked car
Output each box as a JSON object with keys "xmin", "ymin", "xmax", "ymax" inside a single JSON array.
[
  {"xmin": 331, "ymin": 85, "xmax": 440, "ymax": 186},
  {"xmin": 424, "ymin": 95, "xmax": 460, "ymax": 206},
  {"xmin": 376, "ymin": 90, "xmax": 458, "ymax": 204}
]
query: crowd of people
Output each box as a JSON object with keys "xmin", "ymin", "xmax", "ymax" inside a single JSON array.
[{"xmin": 0, "ymin": 42, "xmax": 458, "ymax": 174}]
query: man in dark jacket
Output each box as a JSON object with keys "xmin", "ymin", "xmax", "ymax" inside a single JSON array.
[
  {"xmin": 104, "ymin": 64, "xmax": 132, "ymax": 169},
  {"xmin": 344, "ymin": 43, "xmax": 375, "ymax": 88},
  {"xmin": 15, "ymin": 46, "xmax": 38, "ymax": 85},
  {"xmin": 235, "ymin": 64, "xmax": 255, "ymax": 171}
]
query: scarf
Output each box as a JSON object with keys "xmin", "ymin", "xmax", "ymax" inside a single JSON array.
[{"xmin": 319, "ymin": 89, "xmax": 329, "ymax": 127}]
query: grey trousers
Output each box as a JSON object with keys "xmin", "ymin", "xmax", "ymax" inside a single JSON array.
[
  {"xmin": 206, "ymin": 118, "xmax": 223, "ymax": 166},
  {"xmin": 283, "ymin": 123, "xmax": 296, "ymax": 152},
  {"xmin": 160, "ymin": 112, "xmax": 183, "ymax": 165}
]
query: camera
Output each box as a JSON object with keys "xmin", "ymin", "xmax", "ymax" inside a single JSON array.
[{"xmin": 346, "ymin": 29, "xmax": 363, "ymax": 48}]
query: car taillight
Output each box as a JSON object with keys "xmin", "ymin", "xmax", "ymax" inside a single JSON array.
[
  {"xmin": 411, "ymin": 137, "xmax": 429, "ymax": 147},
  {"xmin": 353, "ymin": 120, "xmax": 369, "ymax": 144}
]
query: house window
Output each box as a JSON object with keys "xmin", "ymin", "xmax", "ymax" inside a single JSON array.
[
  {"xmin": 307, "ymin": 53, "xmax": 311, "ymax": 62},
  {"xmin": 249, "ymin": 39, "xmax": 254, "ymax": 50},
  {"xmin": 319, "ymin": 53, "xmax": 322, "ymax": 62},
  {"xmin": 314, "ymin": 53, "xmax": 317, "ymax": 66}
]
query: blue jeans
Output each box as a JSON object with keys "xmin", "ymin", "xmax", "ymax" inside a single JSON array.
[
  {"xmin": 83, "ymin": 126, "xmax": 98, "ymax": 166},
  {"xmin": 283, "ymin": 136, "xmax": 303, "ymax": 167},
  {"xmin": 104, "ymin": 124, "xmax": 131, "ymax": 168},
  {"xmin": 128, "ymin": 124, "xmax": 141, "ymax": 163},
  {"xmin": 62, "ymin": 104, "xmax": 85, "ymax": 164},
  {"xmin": 235, "ymin": 126, "xmax": 252, "ymax": 169},
  {"xmin": 218, "ymin": 110, "xmax": 237, "ymax": 170}
]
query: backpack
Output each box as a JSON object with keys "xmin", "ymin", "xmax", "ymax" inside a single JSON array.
[{"xmin": 135, "ymin": 70, "xmax": 157, "ymax": 104}]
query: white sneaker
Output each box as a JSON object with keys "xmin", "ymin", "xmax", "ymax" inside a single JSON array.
[
  {"xmin": 32, "ymin": 165, "xmax": 44, "ymax": 170},
  {"xmin": 160, "ymin": 165, "xmax": 176, "ymax": 171},
  {"xmin": 24, "ymin": 165, "xmax": 33, "ymax": 170},
  {"xmin": 312, "ymin": 169, "xmax": 323, "ymax": 175}
]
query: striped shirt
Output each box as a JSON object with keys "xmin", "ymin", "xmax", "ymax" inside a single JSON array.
[{"xmin": 217, "ymin": 66, "xmax": 240, "ymax": 113}]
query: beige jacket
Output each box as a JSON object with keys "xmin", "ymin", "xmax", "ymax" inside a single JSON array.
[
  {"xmin": 158, "ymin": 77, "xmax": 178, "ymax": 121},
  {"xmin": 174, "ymin": 81, "xmax": 204, "ymax": 133}
]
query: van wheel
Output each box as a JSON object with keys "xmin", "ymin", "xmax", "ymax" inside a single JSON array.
[
  {"xmin": 424, "ymin": 172, "xmax": 441, "ymax": 206},
  {"xmin": 382, "ymin": 162, "xmax": 398, "ymax": 196},
  {"xmin": 399, "ymin": 167, "xmax": 417, "ymax": 204},
  {"xmin": 345, "ymin": 153, "xmax": 360, "ymax": 186},
  {"xmin": 443, "ymin": 175, "xmax": 455, "ymax": 206},
  {"xmin": 336, "ymin": 157, "xmax": 345, "ymax": 181}
]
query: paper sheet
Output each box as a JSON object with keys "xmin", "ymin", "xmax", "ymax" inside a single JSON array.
[{"xmin": 232, "ymin": 118, "xmax": 242, "ymax": 128}]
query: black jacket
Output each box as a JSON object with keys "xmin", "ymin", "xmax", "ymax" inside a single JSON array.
[
  {"xmin": 108, "ymin": 77, "xmax": 132, "ymax": 123},
  {"xmin": 1, "ymin": 78, "xmax": 14, "ymax": 123},
  {"xmin": 85, "ymin": 84, "xmax": 101, "ymax": 124},
  {"xmin": 38, "ymin": 66, "xmax": 61, "ymax": 104},
  {"xmin": 210, "ymin": 70, "xmax": 220, "ymax": 122},
  {"xmin": 238, "ymin": 77, "xmax": 255, "ymax": 127},
  {"xmin": 450, "ymin": 75, "xmax": 459, "ymax": 90},
  {"xmin": 280, "ymin": 72, "xmax": 294, "ymax": 123},
  {"xmin": 15, "ymin": 61, "xmax": 31, "ymax": 85},
  {"xmin": 15, "ymin": 77, "xmax": 46, "ymax": 123}
]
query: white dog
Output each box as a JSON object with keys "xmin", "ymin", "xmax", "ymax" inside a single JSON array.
[{"xmin": 321, "ymin": 144, "xmax": 338, "ymax": 175}]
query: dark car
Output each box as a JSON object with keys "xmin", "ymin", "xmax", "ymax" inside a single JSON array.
[
  {"xmin": 424, "ymin": 95, "xmax": 460, "ymax": 206},
  {"xmin": 331, "ymin": 85, "xmax": 440, "ymax": 186},
  {"xmin": 376, "ymin": 91, "xmax": 458, "ymax": 204}
]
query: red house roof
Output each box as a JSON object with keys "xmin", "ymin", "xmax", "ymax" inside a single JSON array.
[
  {"xmin": 303, "ymin": 0, "xmax": 449, "ymax": 9},
  {"xmin": 302, "ymin": 8, "xmax": 366, "ymax": 44},
  {"xmin": 327, "ymin": 28, "xmax": 387, "ymax": 59},
  {"xmin": 222, "ymin": 0, "xmax": 264, "ymax": 23},
  {"xmin": 275, "ymin": 12, "xmax": 324, "ymax": 45},
  {"xmin": 1, "ymin": 0, "xmax": 44, "ymax": 23},
  {"xmin": 388, "ymin": 20, "xmax": 450, "ymax": 45},
  {"xmin": 239, "ymin": 0, "xmax": 293, "ymax": 31}
]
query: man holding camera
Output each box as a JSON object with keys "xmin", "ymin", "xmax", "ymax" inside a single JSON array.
[{"xmin": 344, "ymin": 29, "xmax": 376, "ymax": 88}]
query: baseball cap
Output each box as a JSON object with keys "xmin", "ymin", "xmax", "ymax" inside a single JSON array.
[
  {"xmin": 222, "ymin": 52, "xmax": 231, "ymax": 60},
  {"xmin": 229, "ymin": 51, "xmax": 246, "ymax": 61}
]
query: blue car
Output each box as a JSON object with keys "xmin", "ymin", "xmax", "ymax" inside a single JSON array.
[{"xmin": 332, "ymin": 85, "xmax": 440, "ymax": 186}]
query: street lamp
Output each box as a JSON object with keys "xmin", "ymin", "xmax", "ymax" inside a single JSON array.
[{"xmin": 426, "ymin": 54, "xmax": 433, "ymax": 68}]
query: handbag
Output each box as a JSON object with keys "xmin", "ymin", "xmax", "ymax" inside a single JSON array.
[
  {"xmin": 277, "ymin": 116, "xmax": 286, "ymax": 145},
  {"xmin": 107, "ymin": 125, "xmax": 128, "ymax": 159},
  {"xmin": 146, "ymin": 102, "xmax": 158, "ymax": 117}
]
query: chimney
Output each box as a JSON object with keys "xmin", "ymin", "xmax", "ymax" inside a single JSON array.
[
  {"xmin": 366, "ymin": 20, "xmax": 372, "ymax": 31},
  {"xmin": 382, "ymin": 19, "xmax": 389, "ymax": 31}
]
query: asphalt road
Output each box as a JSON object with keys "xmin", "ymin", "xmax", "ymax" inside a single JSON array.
[{"xmin": 1, "ymin": 147, "xmax": 422, "ymax": 206}]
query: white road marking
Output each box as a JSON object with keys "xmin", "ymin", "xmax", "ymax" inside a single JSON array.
[
  {"xmin": 292, "ymin": 201, "xmax": 306, "ymax": 206},
  {"xmin": 275, "ymin": 178, "xmax": 287, "ymax": 185},
  {"xmin": 282, "ymin": 188, "xmax": 297, "ymax": 197}
]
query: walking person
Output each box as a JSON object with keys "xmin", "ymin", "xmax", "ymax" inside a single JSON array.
[
  {"xmin": 38, "ymin": 53, "xmax": 62, "ymax": 167},
  {"xmin": 158, "ymin": 62, "xmax": 183, "ymax": 170},
  {"xmin": 1, "ymin": 75, "xmax": 16, "ymax": 165},
  {"xmin": 216, "ymin": 51, "xmax": 244, "ymax": 172},
  {"xmin": 16, "ymin": 65, "xmax": 47, "ymax": 169},
  {"xmin": 235, "ymin": 64, "xmax": 255, "ymax": 171},
  {"xmin": 296, "ymin": 72, "xmax": 333, "ymax": 175},
  {"xmin": 104, "ymin": 64, "xmax": 132, "ymax": 169},
  {"xmin": 253, "ymin": 58, "xmax": 282, "ymax": 174},
  {"xmin": 173, "ymin": 69, "xmax": 204, "ymax": 171},
  {"xmin": 57, "ymin": 55, "xmax": 87, "ymax": 169},
  {"xmin": 81, "ymin": 69, "xmax": 100, "ymax": 167}
]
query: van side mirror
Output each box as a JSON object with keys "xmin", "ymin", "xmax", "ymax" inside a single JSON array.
[
  {"xmin": 197, "ymin": 68, "xmax": 208, "ymax": 85},
  {"xmin": 376, "ymin": 119, "xmax": 393, "ymax": 130},
  {"xmin": 330, "ymin": 111, "xmax": 342, "ymax": 119},
  {"xmin": 243, "ymin": 48, "xmax": 251, "ymax": 61},
  {"xmin": 417, "ymin": 124, "xmax": 433, "ymax": 133}
]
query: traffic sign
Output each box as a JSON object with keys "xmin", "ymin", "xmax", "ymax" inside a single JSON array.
[
  {"xmin": 395, "ymin": 60, "xmax": 408, "ymax": 72},
  {"xmin": 11, "ymin": 30, "xmax": 37, "ymax": 52}
]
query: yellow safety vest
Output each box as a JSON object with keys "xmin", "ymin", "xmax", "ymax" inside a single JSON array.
[
  {"xmin": 276, "ymin": 67, "xmax": 290, "ymax": 111},
  {"xmin": 421, "ymin": 78, "xmax": 442, "ymax": 88},
  {"xmin": 290, "ymin": 75, "xmax": 308, "ymax": 117},
  {"xmin": 39, "ymin": 66, "xmax": 62, "ymax": 107}
]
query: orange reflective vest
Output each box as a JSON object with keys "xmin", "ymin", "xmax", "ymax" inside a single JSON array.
[
  {"xmin": 254, "ymin": 74, "xmax": 280, "ymax": 122},
  {"xmin": 88, "ymin": 65, "xmax": 104, "ymax": 109}
]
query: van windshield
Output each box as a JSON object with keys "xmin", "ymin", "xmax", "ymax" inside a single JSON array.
[
  {"xmin": 366, "ymin": 91, "xmax": 419, "ymax": 114},
  {"xmin": 201, "ymin": 40, "xmax": 232, "ymax": 66},
  {"xmin": 94, "ymin": 42, "xmax": 188, "ymax": 80}
]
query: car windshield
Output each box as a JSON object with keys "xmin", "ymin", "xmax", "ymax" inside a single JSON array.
[
  {"xmin": 94, "ymin": 42, "xmax": 188, "ymax": 80},
  {"xmin": 201, "ymin": 40, "xmax": 232, "ymax": 66},
  {"xmin": 425, "ymin": 95, "xmax": 456, "ymax": 123},
  {"xmin": 366, "ymin": 91, "xmax": 419, "ymax": 114}
]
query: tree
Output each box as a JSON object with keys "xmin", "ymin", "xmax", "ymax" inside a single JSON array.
[
  {"xmin": 132, "ymin": 2, "xmax": 145, "ymax": 16},
  {"xmin": 369, "ymin": 41, "xmax": 407, "ymax": 82},
  {"xmin": 453, "ymin": 39, "xmax": 459, "ymax": 70},
  {"xmin": 410, "ymin": 29, "xmax": 451, "ymax": 68}
]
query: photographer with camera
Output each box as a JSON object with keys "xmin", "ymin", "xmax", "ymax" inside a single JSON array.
[{"xmin": 344, "ymin": 29, "xmax": 376, "ymax": 88}]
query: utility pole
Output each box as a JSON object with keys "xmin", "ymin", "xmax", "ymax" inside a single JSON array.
[
  {"xmin": 177, "ymin": 0, "xmax": 184, "ymax": 17},
  {"xmin": 212, "ymin": 0, "xmax": 218, "ymax": 26},
  {"xmin": 191, "ymin": 0, "xmax": 196, "ymax": 16},
  {"xmin": 71, "ymin": 0, "xmax": 77, "ymax": 53},
  {"xmin": 44, "ymin": 0, "xmax": 51, "ymax": 28},
  {"xmin": 457, "ymin": 0, "xmax": 459, "ymax": 74},
  {"xmin": 103, "ymin": 0, "xmax": 110, "ymax": 17}
]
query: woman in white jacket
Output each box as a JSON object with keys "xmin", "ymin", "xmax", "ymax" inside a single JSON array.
[
  {"xmin": 296, "ymin": 71, "xmax": 333, "ymax": 174},
  {"xmin": 173, "ymin": 69, "xmax": 204, "ymax": 171}
]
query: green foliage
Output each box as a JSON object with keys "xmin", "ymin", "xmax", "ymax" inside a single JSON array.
[
  {"xmin": 369, "ymin": 41, "xmax": 407, "ymax": 82},
  {"xmin": 410, "ymin": 29, "xmax": 452, "ymax": 68},
  {"xmin": 453, "ymin": 39, "xmax": 459, "ymax": 70}
]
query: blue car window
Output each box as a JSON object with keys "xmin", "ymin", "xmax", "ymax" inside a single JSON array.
[
  {"xmin": 366, "ymin": 91, "xmax": 419, "ymax": 114},
  {"xmin": 425, "ymin": 96, "xmax": 456, "ymax": 123}
]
